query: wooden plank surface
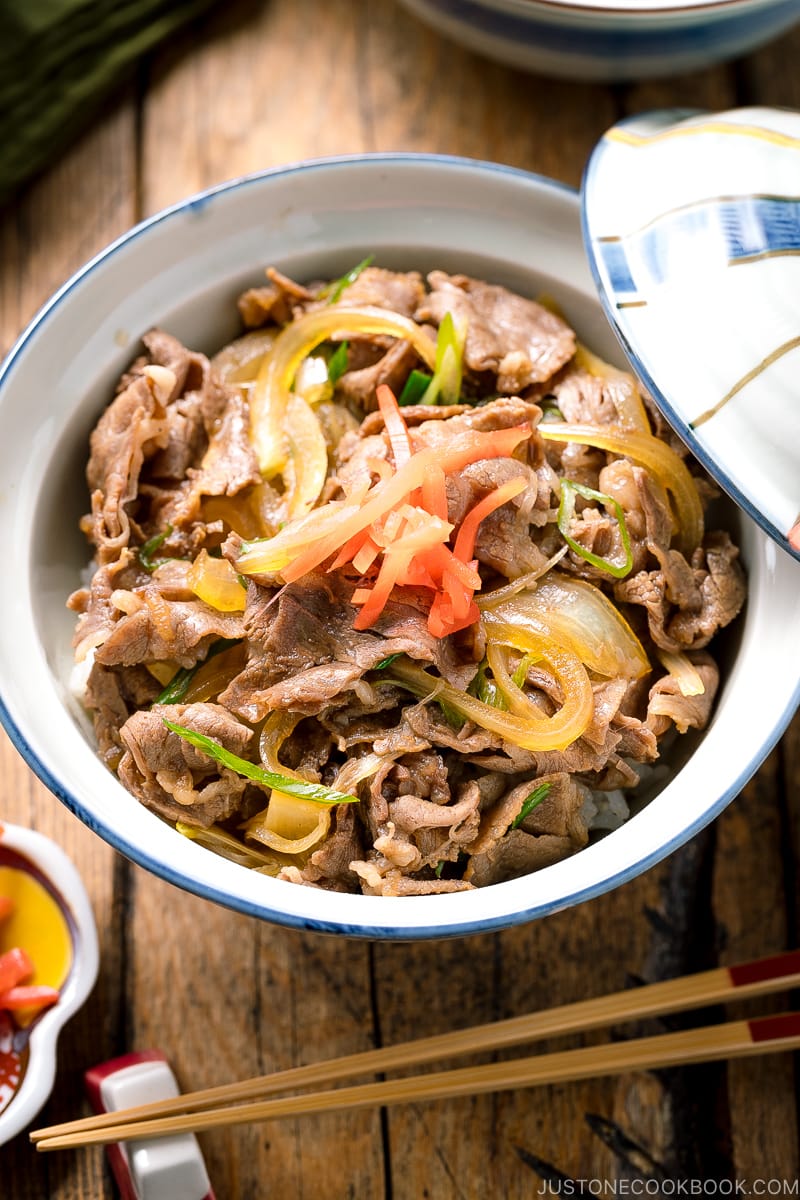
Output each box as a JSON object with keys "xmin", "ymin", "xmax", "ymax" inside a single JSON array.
[{"xmin": 1, "ymin": 3, "xmax": 799, "ymax": 1196}]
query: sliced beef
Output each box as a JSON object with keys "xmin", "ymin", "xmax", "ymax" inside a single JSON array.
[
  {"xmin": 349, "ymin": 858, "xmax": 474, "ymax": 896},
  {"xmin": 416, "ymin": 271, "xmax": 575, "ymax": 391},
  {"xmin": 85, "ymin": 373, "xmax": 170, "ymax": 562},
  {"xmin": 84, "ymin": 659, "xmax": 161, "ymax": 768},
  {"xmin": 549, "ymin": 363, "xmax": 621, "ymax": 426},
  {"xmin": 647, "ymin": 652, "xmax": 719, "ymax": 736},
  {"xmin": 219, "ymin": 573, "xmax": 474, "ymax": 721},
  {"xmin": 289, "ymin": 804, "xmax": 364, "ymax": 893},
  {"xmin": 359, "ymin": 403, "xmax": 472, "ymax": 436},
  {"xmin": 615, "ymin": 530, "xmax": 746, "ymax": 651},
  {"xmin": 335, "ymin": 266, "xmax": 425, "ymax": 317},
  {"xmin": 237, "ymin": 267, "xmax": 316, "ymax": 328},
  {"xmin": 95, "ymin": 592, "xmax": 244, "ymax": 669},
  {"xmin": 409, "ymin": 395, "xmax": 542, "ymax": 449},
  {"xmin": 326, "ymin": 431, "xmax": 390, "ymax": 497},
  {"xmin": 336, "ymin": 338, "xmax": 422, "ymax": 412},
  {"xmin": 464, "ymin": 772, "xmax": 590, "ymax": 886},
  {"xmin": 69, "ymin": 549, "xmax": 144, "ymax": 663},
  {"xmin": 186, "ymin": 389, "xmax": 261, "ymax": 499},
  {"xmin": 118, "ymin": 702, "xmax": 255, "ymax": 827}
]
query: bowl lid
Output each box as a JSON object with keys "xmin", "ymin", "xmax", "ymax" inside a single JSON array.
[{"xmin": 582, "ymin": 105, "xmax": 800, "ymax": 563}]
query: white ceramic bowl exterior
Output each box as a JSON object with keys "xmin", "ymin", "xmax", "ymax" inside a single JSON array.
[
  {"xmin": 583, "ymin": 106, "xmax": 800, "ymax": 562},
  {"xmin": 396, "ymin": 0, "xmax": 800, "ymax": 81},
  {"xmin": 0, "ymin": 156, "xmax": 798, "ymax": 940},
  {"xmin": 0, "ymin": 823, "xmax": 98, "ymax": 1145}
]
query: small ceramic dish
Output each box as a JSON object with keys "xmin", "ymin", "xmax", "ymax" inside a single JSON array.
[
  {"xmin": 396, "ymin": 0, "xmax": 800, "ymax": 82},
  {"xmin": 583, "ymin": 105, "xmax": 800, "ymax": 563},
  {"xmin": 0, "ymin": 821, "xmax": 98, "ymax": 1145},
  {"xmin": 0, "ymin": 154, "xmax": 798, "ymax": 940}
]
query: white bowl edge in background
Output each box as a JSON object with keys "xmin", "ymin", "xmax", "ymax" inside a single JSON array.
[{"xmin": 395, "ymin": 0, "xmax": 800, "ymax": 81}]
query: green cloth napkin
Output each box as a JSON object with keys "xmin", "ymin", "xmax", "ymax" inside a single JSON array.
[{"xmin": 0, "ymin": 0, "xmax": 220, "ymax": 208}]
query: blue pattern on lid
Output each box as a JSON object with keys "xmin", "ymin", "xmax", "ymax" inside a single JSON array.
[{"xmin": 596, "ymin": 195, "xmax": 800, "ymax": 301}]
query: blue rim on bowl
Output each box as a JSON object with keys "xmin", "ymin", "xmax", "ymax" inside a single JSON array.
[{"xmin": 0, "ymin": 155, "xmax": 798, "ymax": 940}]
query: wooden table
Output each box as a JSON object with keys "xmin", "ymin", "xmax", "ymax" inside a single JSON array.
[{"xmin": 1, "ymin": 3, "xmax": 799, "ymax": 1194}]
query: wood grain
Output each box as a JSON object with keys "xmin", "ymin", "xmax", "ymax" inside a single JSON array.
[
  {"xmin": 0, "ymin": 95, "xmax": 138, "ymax": 1199},
  {"xmin": 1, "ymin": 2, "xmax": 798, "ymax": 1195}
]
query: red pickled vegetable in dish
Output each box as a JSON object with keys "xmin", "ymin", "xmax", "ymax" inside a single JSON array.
[
  {"xmin": 0, "ymin": 888, "xmax": 63, "ymax": 1023},
  {"xmin": 0, "ymin": 1010, "xmax": 24, "ymax": 1116},
  {"xmin": 0, "ymin": 985, "xmax": 60, "ymax": 1011},
  {"xmin": 0, "ymin": 947, "xmax": 34, "ymax": 995}
]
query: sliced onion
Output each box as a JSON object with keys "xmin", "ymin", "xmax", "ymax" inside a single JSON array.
[
  {"xmin": 211, "ymin": 328, "xmax": 277, "ymax": 384},
  {"xmin": 485, "ymin": 643, "xmax": 547, "ymax": 719},
  {"xmin": 180, "ymin": 642, "xmax": 247, "ymax": 705},
  {"xmin": 485, "ymin": 573, "xmax": 650, "ymax": 680},
  {"xmin": 385, "ymin": 647, "xmax": 593, "ymax": 752},
  {"xmin": 539, "ymin": 422, "xmax": 704, "ymax": 556},
  {"xmin": 476, "ymin": 546, "xmax": 569, "ymax": 609},
  {"xmin": 655, "ymin": 648, "xmax": 706, "ymax": 697},
  {"xmin": 176, "ymin": 821, "xmax": 286, "ymax": 869},
  {"xmin": 243, "ymin": 796, "xmax": 331, "ymax": 854},
  {"xmin": 250, "ymin": 305, "xmax": 437, "ymax": 477},
  {"xmin": 333, "ymin": 752, "xmax": 387, "ymax": 793},
  {"xmin": 187, "ymin": 550, "xmax": 247, "ymax": 612},
  {"xmin": 239, "ymin": 712, "xmax": 332, "ymax": 855},
  {"xmin": 282, "ymin": 393, "xmax": 330, "ymax": 519}
]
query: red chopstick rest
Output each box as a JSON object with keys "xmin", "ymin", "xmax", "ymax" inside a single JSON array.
[{"xmin": 85, "ymin": 1050, "xmax": 215, "ymax": 1200}]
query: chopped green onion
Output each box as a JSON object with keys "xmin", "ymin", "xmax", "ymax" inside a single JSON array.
[
  {"xmin": 374, "ymin": 652, "xmax": 404, "ymax": 671},
  {"xmin": 512, "ymin": 653, "xmax": 537, "ymax": 688},
  {"xmin": 324, "ymin": 255, "xmax": 375, "ymax": 305},
  {"xmin": 438, "ymin": 699, "xmax": 466, "ymax": 731},
  {"xmin": 468, "ymin": 659, "xmax": 508, "ymax": 710},
  {"xmin": 376, "ymin": 659, "xmax": 463, "ymax": 729},
  {"xmin": 434, "ymin": 860, "xmax": 445, "ymax": 878},
  {"xmin": 327, "ymin": 340, "xmax": 350, "ymax": 384},
  {"xmin": 538, "ymin": 398, "xmax": 565, "ymax": 423},
  {"xmin": 398, "ymin": 369, "xmax": 433, "ymax": 406},
  {"xmin": 139, "ymin": 524, "xmax": 174, "ymax": 573},
  {"xmin": 163, "ymin": 719, "xmax": 359, "ymax": 806},
  {"xmin": 421, "ymin": 311, "xmax": 467, "ymax": 406},
  {"xmin": 511, "ymin": 782, "xmax": 552, "ymax": 829},
  {"xmin": 557, "ymin": 479, "xmax": 633, "ymax": 579},
  {"xmin": 154, "ymin": 638, "xmax": 241, "ymax": 705}
]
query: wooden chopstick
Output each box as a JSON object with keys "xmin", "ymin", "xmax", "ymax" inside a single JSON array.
[
  {"xmin": 34, "ymin": 1011, "xmax": 800, "ymax": 1151},
  {"xmin": 30, "ymin": 948, "xmax": 800, "ymax": 1148}
]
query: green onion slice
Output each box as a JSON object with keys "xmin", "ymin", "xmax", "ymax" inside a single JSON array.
[
  {"xmin": 421, "ymin": 310, "xmax": 467, "ymax": 406},
  {"xmin": 327, "ymin": 340, "xmax": 349, "ymax": 384},
  {"xmin": 163, "ymin": 719, "xmax": 359, "ymax": 806},
  {"xmin": 139, "ymin": 524, "xmax": 174, "ymax": 573},
  {"xmin": 557, "ymin": 479, "xmax": 633, "ymax": 579},
  {"xmin": 323, "ymin": 255, "xmax": 375, "ymax": 305},
  {"xmin": 511, "ymin": 652, "xmax": 538, "ymax": 689},
  {"xmin": 374, "ymin": 652, "xmax": 404, "ymax": 671},
  {"xmin": 468, "ymin": 659, "xmax": 508, "ymax": 710},
  {"xmin": 511, "ymin": 782, "xmax": 552, "ymax": 829},
  {"xmin": 398, "ymin": 369, "xmax": 433, "ymax": 406},
  {"xmin": 538, "ymin": 398, "xmax": 565, "ymax": 423},
  {"xmin": 154, "ymin": 639, "xmax": 241, "ymax": 706}
]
